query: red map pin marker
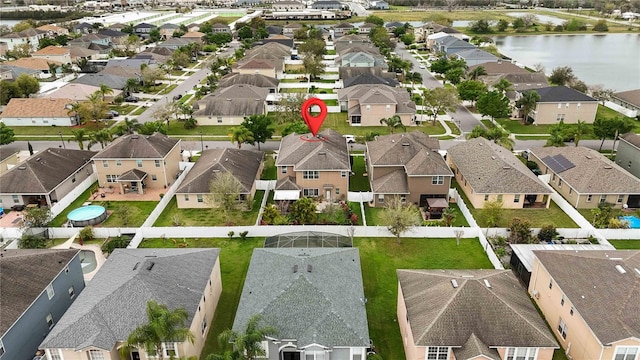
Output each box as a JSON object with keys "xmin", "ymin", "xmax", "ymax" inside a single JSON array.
[{"xmin": 301, "ymin": 97, "xmax": 328, "ymax": 137}]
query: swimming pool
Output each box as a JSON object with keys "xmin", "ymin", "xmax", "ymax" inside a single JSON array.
[
  {"xmin": 620, "ymin": 216, "xmax": 640, "ymax": 229},
  {"xmin": 79, "ymin": 249, "xmax": 97, "ymax": 274},
  {"xmin": 67, "ymin": 205, "xmax": 107, "ymax": 227}
]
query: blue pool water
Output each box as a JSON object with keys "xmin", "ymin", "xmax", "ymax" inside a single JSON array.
[
  {"xmin": 68, "ymin": 205, "xmax": 106, "ymax": 221},
  {"xmin": 620, "ymin": 216, "xmax": 640, "ymax": 229}
]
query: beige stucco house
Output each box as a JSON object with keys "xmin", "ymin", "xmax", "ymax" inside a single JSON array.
[
  {"xmin": 275, "ymin": 129, "xmax": 350, "ymax": 202},
  {"xmin": 337, "ymin": 84, "xmax": 417, "ymax": 126},
  {"xmin": 447, "ymin": 138, "xmax": 552, "ymax": 209},
  {"xmin": 193, "ymin": 84, "xmax": 269, "ymax": 126},
  {"xmin": 40, "ymin": 248, "xmax": 222, "ymax": 360},
  {"xmin": 92, "ymin": 133, "xmax": 181, "ymax": 195},
  {"xmin": 517, "ymin": 86, "xmax": 598, "ymax": 125},
  {"xmin": 398, "ymin": 269, "xmax": 559, "ymax": 360},
  {"xmin": 528, "ymin": 250, "xmax": 640, "ymax": 360},
  {"xmin": 366, "ymin": 131, "xmax": 453, "ymax": 209},
  {"xmin": 31, "ymin": 46, "xmax": 72, "ymax": 64},
  {"xmin": 175, "ymin": 148, "xmax": 264, "ymax": 208},
  {"xmin": 528, "ymin": 146, "xmax": 640, "ymax": 209}
]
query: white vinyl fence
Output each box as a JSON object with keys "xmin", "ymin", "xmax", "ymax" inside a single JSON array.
[{"xmin": 50, "ymin": 174, "xmax": 98, "ymax": 218}]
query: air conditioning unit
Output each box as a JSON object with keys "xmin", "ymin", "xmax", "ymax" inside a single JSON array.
[{"xmin": 532, "ymin": 290, "xmax": 540, "ymax": 299}]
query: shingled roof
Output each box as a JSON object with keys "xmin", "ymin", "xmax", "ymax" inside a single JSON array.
[
  {"xmin": 276, "ymin": 129, "xmax": 350, "ymax": 171},
  {"xmin": 176, "ymin": 148, "xmax": 264, "ymax": 194},
  {"xmin": 620, "ymin": 132, "xmax": 640, "ymax": 149},
  {"xmin": 532, "ymin": 86, "xmax": 597, "ymax": 102},
  {"xmin": 93, "ymin": 133, "xmax": 180, "ymax": 159},
  {"xmin": 233, "ymin": 248, "xmax": 369, "ymax": 348},
  {"xmin": 448, "ymin": 137, "xmax": 551, "ymax": 194},
  {"xmin": 533, "ymin": 250, "xmax": 640, "ymax": 345},
  {"xmin": 613, "ymin": 89, "xmax": 640, "ymax": 107},
  {"xmin": 0, "ymin": 98, "xmax": 74, "ymax": 118},
  {"xmin": 343, "ymin": 73, "xmax": 399, "ymax": 88},
  {"xmin": 529, "ymin": 146, "xmax": 640, "ymax": 194},
  {"xmin": 0, "ymin": 148, "xmax": 96, "ymax": 194},
  {"xmin": 397, "ymin": 269, "xmax": 558, "ymax": 349},
  {"xmin": 218, "ymin": 73, "xmax": 279, "ymax": 89},
  {"xmin": 0, "ymin": 249, "xmax": 80, "ymax": 335},
  {"xmin": 40, "ymin": 248, "xmax": 219, "ymax": 351}
]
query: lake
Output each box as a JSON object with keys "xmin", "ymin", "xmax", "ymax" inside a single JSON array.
[{"xmin": 493, "ymin": 33, "xmax": 640, "ymax": 92}]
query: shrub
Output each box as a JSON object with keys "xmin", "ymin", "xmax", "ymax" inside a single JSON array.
[
  {"xmin": 101, "ymin": 236, "xmax": 131, "ymax": 254},
  {"xmin": 79, "ymin": 226, "xmax": 95, "ymax": 242},
  {"xmin": 239, "ymin": 231, "xmax": 249, "ymax": 240},
  {"xmin": 593, "ymin": 20, "xmax": 609, "ymax": 32},
  {"xmin": 508, "ymin": 217, "xmax": 533, "ymax": 244},
  {"xmin": 227, "ymin": 231, "xmax": 234, "ymax": 239},
  {"xmin": 537, "ymin": 224, "xmax": 558, "ymax": 242}
]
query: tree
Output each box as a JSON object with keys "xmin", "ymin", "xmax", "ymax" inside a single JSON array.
[
  {"xmin": 241, "ymin": 115, "xmax": 274, "ymax": 150},
  {"xmin": 0, "ymin": 81, "xmax": 22, "ymax": 105},
  {"xmin": 457, "ymin": 80, "xmax": 487, "ymax": 105},
  {"xmin": 508, "ymin": 217, "xmax": 533, "ymax": 244},
  {"xmin": 238, "ymin": 25, "xmax": 253, "ymax": 40},
  {"xmin": 215, "ymin": 314, "xmax": 276, "ymax": 360},
  {"xmin": 379, "ymin": 115, "xmax": 406, "ymax": 134},
  {"xmin": 138, "ymin": 121, "xmax": 167, "ymax": 135},
  {"xmin": 572, "ymin": 119, "xmax": 590, "ymax": 147},
  {"xmin": 289, "ymin": 197, "xmax": 317, "ymax": 224},
  {"xmin": 230, "ymin": 126, "xmax": 254, "ymax": 149},
  {"xmin": 170, "ymin": 50, "xmax": 191, "ymax": 69},
  {"xmin": 442, "ymin": 207, "xmax": 457, "ymax": 226},
  {"xmin": 497, "ymin": 19, "xmax": 510, "ymax": 31},
  {"xmin": 593, "ymin": 19, "xmax": 609, "ymax": 31},
  {"xmin": 302, "ymin": 54, "xmax": 325, "ymax": 80},
  {"xmin": 512, "ymin": 17, "xmax": 525, "ymax": 30},
  {"xmin": 71, "ymin": 129, "xmax": 88, "ymax": 150},
  {"xmin": 476, "ymin": 91, "xmax": 511, "ymax": 121},
  {"xmin": 546, "ymin": 123, "xmax": 567, "ymax": 147},
  {"xmin": 149, "ymin": 28, "xmax": 161, "ymax": 43},
  {"xmin": 97, "ymin": 83, "xmax": 113, "ymax": 102},
  {"xmin": 88, "ymin": 129, "xmax": 112, "ymax": 150},
  {"xmin": 444, "ymin": 67, "xmax": 465, "ymax": 85},
  {"xmin": 208, "ymin": 171, "xmax": 243, "ymax": 213},
  {"xmin": 400, "ymin": 32, "xmax": 415, "ymax": 45},
  {"xmin": 422, "ymin": 87, "xmax": 461, "ymax": 125},
  {"xmin": 0, "ymin": 123, "xmax": 15, "ymax": 145},
  {"xmin": 123, "ymin": 118, "xmax": 141, "ymax": 134},
  {"xmin": 483, "ymin": 199, "xmax": 503, "ymax": 227},
  {"xmin": 494, "ymin": 78, "xmax": 513, "ymax": 94},
  {"xmin": 282, "ymin": 121, "xmax": 308, "ymax": 136},
  {"xmin": 365, "ymin": 15, "xmax": 384, "ymax": 26},
  {"xmin": 467, "ymin": 66, "xmax": 487, "ymax": 80},
  {"xmin": 298, "ymin": 38, "xmax": 326, "ymax": 57},
  {"xmin": 12, "ymin": 20, "xmax": 34, "ymax": 32},
  {"xmin": 276, "ymin": 93, "xmax": 305, "ymax": 124},
  {"xmin": 593, "ymin": 116, "xmax": 634, "ymax": 150},
  {"xmin": 520, "ymin": 14, "xmax": 538, "ymax": 28},
  {"xmin": 141, "ymin": 66, "xmax": 164, "ymax": 88},
  {"xmin": 21, "ymin": 207, "xmax": 52, "ymax": 229},
  {"xmin": 406, "ymin": 71, "xmax": 422, "ymax": 87},
  {"xmin": 15, "ymin": 74, "xmax": 40, "ymax": 97},
  {"xmin": 379, "ymin": 196, "xmax": 421, "ymax": 244},
  {"xmin": 469, "ymin": 19, "xmax": 492, "ymax": 33},
  {"xmin": 6, "ymin": 43, "xmax": 31, "ymax": 59},
  {"xmin": 467, "ymin": 126, "xmax": 514, "ymax": 149},
  {"xmin": 590, "ymin": 85, "xmax": 614, "ymax": 105},
  {"xmin": 120, "ymin": 300, "xmax": 194, "ymax": 360},
  {"xmin": 19, "ymin": 234, "xmax": 47, "ymax": 249},
  {"xmin": 549, "ymin": 66, "xmax": 576, "ymax": 86},
  {"xmin": 515, "ymin": 90, "xmax": 541, "ymax": 123}
]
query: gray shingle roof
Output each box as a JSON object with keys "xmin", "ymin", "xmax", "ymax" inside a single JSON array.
[
  {"xmin": 117, "ymin": 168, "xmax": 147, "ymax": 181},
  {"xmin": 93, "ymin": 133, "xmax": 180, "ymax": 159},
  {"xmin": 529, "ymin": 146, "xmax": 640, "ymax": 194},
  {"xmin": 276, "ymin": 129, "xmax": 350, "ymax": 171},
  {"xmin": 233, "ymin": 248, "xmax": 369, "ymax": 348},
  {"xmin": 73, "ymin": 73, "xmax": 129, "ymax": 90},
  {"xmin": 176, "ymin": 148, "xmax": 264, "ymax": 194},
  {"xmin": 454, "ymin": 48, "xmax": 499, "ymax": 62},
  {"xmin": 275, "ymin": 176, "xmax": 302, "ymax": 190},
  {"xmin": 194, "ymin": 97, "xmax": 266, "ymax": 117},
  {"xmin": 218, "ymin": 73, "xmax": 279, "ymax": 89},
  {"xmin": 397, "ymin": 269, "xmax": 558, "ymax": 348},
  {"xmin": 0, "ymin": 148, "xmax": 96, "ymax": 194},
  {"xmin": 620, "ymin": 132, "xmax": 640, "ymax": 149},
  {"xmin": 343, "ymin": 74, "xmax": 399, "ymax": 88},
  {"xmin": 468, "ymin": 61, "xmax": 529, "ymax": 75},
  {"xmin": 448, "ymin": 137, "xmax": 551, "ymax": 194},
  {"xmin": 40, "ymin": 248, "xmax": 220, "ymax": 350},
  {"xmin": 1, "ymin": 249, "xmax": 79, "ymax": 335},
  {"xmin": 371, "ymin": 168, "xmax": 408, "ymax": 194},
  {"xmin": 533, "ymin": 250, "xmax": 640, "ymax": 345},
  {"xmin": 532, "ymin": 86, "xmax": 597, "ymax": 102}
]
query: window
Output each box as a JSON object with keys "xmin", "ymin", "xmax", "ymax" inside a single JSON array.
[
  {"xmin": 614, "ymin": 346, "xmax": 639, "ymax": 360},
  {"xmin": 484, "ymin": 194, "xmax": 489, "ymax": 201},
  {"xmin": 552, "ymin": 173, "xmax": 556, "ymax": 181},
  {"xmin": 587, "ymin": 194, "xmax": 592, "ymax": 202},
  {"xmin": 303, "ymin": 171, "xmax": 319, "ymax": 179},
  {"xmin": 549, "ymin": 280, "xmax": 553, "ymax": 289},
  {"xmin": 217, "ymin": 116, "xmax": 223, "ymax": 123},
  {"xmin": 151, "ymin": 174, "xmax": 157, "ymax": 181},
  {"xmin": 72, "ymin": 175, "xmax": 76, "ymax": 183},
  {"xmin": 629, "ymin": 161, "xmax": 632, "ymax": 168},
  {"xmin": 197, "ymin": 195, "xmax": 203, "ymax": 203},
  {"xmin": 557, "ymin": 103, "xmax": 562, "ymax": 109},
  {"xmin": 565, "ymin": 103, "xmax": 570, "ymax": 108},
  {"xmin": 505, "ymin": 348, "xmax": 538, "ymax": 360},
  {"xmin": 366, "ymin": 104, "xmax": 371, "ymax": 111},
  {"xmin": 577, "ymin": 103, "xmax": 581, "ymax": 109},
  {"xmin": 497, "ymin": 194, "xmax": 503, "ymax": 202},
  {"xmin": 116, "ymin": 160, "xmax": 122, "ymax": 166},
  {"xmin": 561, "ymin": 295, "xmax": 565, "ymax": 306},
  {"xmin": 335, "ymin": 188, "xmax": 340, "ymax": 195},
  {"xmin": 352, "ymin": 348, "xmax": 364, "ymax": 360},
  {"xmin": 570, "ymin": 307, "xmax": 574, "ymax": 316},
  {"xmin": 102, "ymin": 160, "xmax": 108, "ymax": 168},
  {"xmin": 514, "ymin": 194, "xmax": 520, "ymax": 203},
  {"xmin": 136, "ymin": 160, "xmax": 143, "ymax": 168},
  {"xmin": 557, "ymin": 318, "xmax": 568, "ymax": 339},
  {"xmin": 558, "ymin": 179, "xmax": 562, "ymax": 188},
  {"xmin": 341, "ymin": 170, "xmax": 347, "ymax": 178},
  {"xmin": 12, "ymin": 195, "xmax": 19, "ymax": 204},
  {"xmin": 618, "ymin": 195, "xmax": 624, "ymax": 203},
  {"xmin": 556, "ymin": 114, "xmax": 565, "ymax": 121},
  {"xmin": 46, "ymin": 313, "xmax": 54, "ymax": 329},
  {"xmin": 155, "ymin": 160, "xmax": 161, "ymax": 167},
  {"xmin": 351, "ymin": 116, "xmax": 361, "ymax": 124},
  {"xmin": 600, "ymin": 195, "xmax": 607, "ymax": 203},
  {"xmin": 87, "ymin": 350, "xmax": 105, "ymax": 360},
  {"xmin": 385, "ymin": 104, "xmax": 391, "ymax": 111},
  {"xmin": 432, "ymin": 176, "xmax": 444, "ymax": 185},
  {"xmin": 68, "ymin": 286, "xmax": 75, "ymax": 299},
  {"xmin": 185, "ymin": 194, "xmax": 189, "ymax": 201},
  {"xmin": 106, "ymin": 174, "xmax": 118, "ymax": 183},
  {"xmin": 46, "ymin": 349, "xmax": 63, "ymax": 360},
  {"xmin": 281, "ymin": 166, "xmax": 287, "ymax": 174},
  {"xmin": 201, "ymin": 317, "xmax": 207, "ymax": 335},
  {"xmin": 378, "ymin": 194, "xmax": 384, "ymax": 203},
  {"xmin": 46, "ymin": 284, "xmax": 55, "ymax": 299},
  {"xmin": 426, "ymin": 346, "xmax": 449, "ymax": 360},
  {"xmin": 163, "ymin": 343, "xmax": 178, "ymax": 357},
  {"xmin": 303, "ymin": 188, "xmax": 319, "ymax": 197}
]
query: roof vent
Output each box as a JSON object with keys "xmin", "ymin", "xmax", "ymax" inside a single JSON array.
[
  {"xmin": 132, "ymin": 135, "xmax": 139, "ymax": 139},
  {"xmin": 585, "ymin": 155, "xmax": 592, "ymax": 159},
  {"xmin": 604, "ymin": 165, "xmax": 612, "ymax": 169},
  {"xmin": 36, "ymin": 157, "xmax": 42, "ymax": 162},
  {"xmin": 18, "ymin": 166, "xmax": 26, "ymax": 170},
  {"xmin": 133, "ymin": 262, "xmax": 140, "ymax": 270},
  {"xmin": 307, "ymin": 264, "xmax": 312, "ymax": 273},
  {"xmin": 503, "ymin": 166, "xmax": 510, "ymax": 170},
  {"xmin": 318, "ymin": 151, "xmax": 326, "ymax": 155},
  {"xmin": 484, "ymin": 279, "xmax": 492, "ymax": 288},
  {"xmin": 451, "ymin": 279, "xmax": 458, "ymax": 288},
  {"xmin": 146, "ymin": 262, "xmax": 155, "ymax": 271},
  {"xmin": 293, "ymin": 264, "xmax": 298, "ymax": 273},
  {"xmin": 402, "ymin": 142, "xmax": 410, "ymax": 146},
  {"xmin": 615, "ymin": 265, "xmax": 626, "ymax": 274}
]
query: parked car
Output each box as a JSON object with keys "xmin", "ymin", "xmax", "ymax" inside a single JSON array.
[
  {"xmin": 419, "ymin": 64, "xmax": 426, "ymax": 69},
  {"xmin": 104, "ymin": 110, "xmax": 119, "ymax": 119},
  {"xmin": 173, "ymin": 94, "xmax": 183, "ymax": 100},
  {"xmin": 125, "ymin": 95, "xmax": 139, "ymax": 103}
]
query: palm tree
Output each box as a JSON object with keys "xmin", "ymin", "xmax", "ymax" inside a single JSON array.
[
  {"xmin": 487, "ymin": 126, "xmax": 514, "ymax": 150},
  {"xmin": 230, "ymin": 126, "xmax": 254, "ymax": 149},
  {"xmin": 120, "ymin": 300, "xmax": 194, "ymax": 360},
  {"xmin": 515, "ymin": 90, "xmax": 541, "ymax": 124},
  {"xmin": 124, "ymin": 78, "xmax": 140, "ymax": 97},
  {"xmin": 546, "ymin": 129, "xmax": 567, "ymax": 147},
  {"xmin": 88, "ymin": 129, "xmax": 112, "ymax": 150},
  {"xmin": 123, "ymin": 117, "xmax": 141, "ymax": 134},
  {"xmin": 216, "ymin": 314, "xmax": 276, "ymax": 360},
  {"xmin": 467, "ymin": 65, "xmax": 487, "ymax": 80},
  {"xmin": 494, "ymin": 78, "xmax": 513, "ymax": 94},
  {"xmin": 97, "ymin": 83, "xmax": 114, "ymax": 102},
  {"xmin": 406, "ymin": 71, "xmax": 422, "ymax": 88},
  {"xmin": 379, "ymin": 115, "xmax": 406, "ymax": 134},
  {"xmin": 573, "ymin": 119, "xmax": 590, "ymax": 147},
  {"xmin": 67, "ymin": 102, "xmax": 82, "ymax": 125},
  {"xmin": 71, "ymin": 129, "xmax": 87, "ymax": 150},
  {"xmin": 442, "ymin": 207, "xmax": 457, "ymax": 226},
  {"xmin": 467, "ymin": 125, "xmax": 488, "ymax": 139}
]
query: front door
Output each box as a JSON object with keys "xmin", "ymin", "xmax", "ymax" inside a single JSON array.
[
  {"xmin": 325, "ymin": 190, "xmax": 331, "ymax": 201},
  {"xmin": 282, "ymin": 352, "xmax": 301, "ymax": 360},
  {"xmin": 131, "ymin": 351, "xmax": 140, "ymax": 360}
]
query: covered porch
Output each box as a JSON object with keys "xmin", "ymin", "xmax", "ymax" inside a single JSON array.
[{"xmin": 116, "ymin": 169, "xmax": 147, "ymax": 195}]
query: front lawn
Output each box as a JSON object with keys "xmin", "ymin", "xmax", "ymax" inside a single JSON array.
[
  {"xmin": 357, "ymin": 237, "xmax": 493, "ymax": 360},
  {"xmin": 153, "ymin": 191, "xmax": 264, "ymax": 226},
  {"xmin": 97, "ymin": 201, "xmax": 157, "ymax": 227},
  {"xmin": 11, "ymin": 122, "xmax": 112, "ymax": 137},
  {"xmin": 609, "ymin": 240, "xmax": 640, "ymax": 249},
  {"xmin": 349, "ymin": 156, "xmax": 371, "ymax": 192},
  {"xmin": 131, "ymin": 107, "xmax": 147, "ymax": 116}
]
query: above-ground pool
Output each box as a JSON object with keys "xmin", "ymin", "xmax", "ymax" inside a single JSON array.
[
  {"xmin": 620, "ymin": 216, "xmax": 640, "ymax": 229},
  {"xmin": 67, "ymin": 205, "xmax": 107, "ymax": 227}
]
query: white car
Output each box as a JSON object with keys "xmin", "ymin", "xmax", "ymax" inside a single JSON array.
[
  {"xmin": 419, "ymin": 64, "xmax": 426, "ymax": 69},
  {"xmin": 344, "ymin": 135, "xmax": 356, "ymax": 144}
]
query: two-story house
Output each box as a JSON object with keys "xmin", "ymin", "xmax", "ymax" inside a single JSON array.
[
  {"xmin": 275, "ymin": 129, "xmax": 350, "ymax": 202},
  {"xmin": 218, "ymin": 73, "xmax": 279, "ymax": 94},
  {"xmin": 333, "ymin": 22, "xmax": 355, "ymax": 38},
  {"xmin": 31, "ymin": 45, "xmax": 72, "ymax": 64},
  {"xmin": 337, "ymin": 84, "xmax": 417, "ymax": 126},
  {"xmin": 615, "ymin": 132, "xmax": 640, "ymax": 179},
  {"xmin": 518, "ymin": 86, "xmax": 598, "ymax": 124},
  {"xmin": 92, "ymin": 133, "xmax": 181, "ymax": 195},
  {"xmin": 611, "ymin": 89, "xmax": 640, "ymax": 117},
  {"xmin": 134, "ymin": 23, "xmax": 157, "ymax": 38},
  {"xmin": 528, "ymin": 250, "xmax": 640, "ymax": 360},
  {"xmin": 366, "ymin": 131, "xmax": 453, "ymax": 211},
  {"xmin": 0, "ymin": 28, "xmax": 46, "ymax": 51},
  {"xmin": 1, "ymin": 249, "xmax": 85, "ymax": 360}
]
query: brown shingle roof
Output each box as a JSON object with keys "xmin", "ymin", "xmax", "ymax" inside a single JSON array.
[
  {"xmin": 182, "ymin": 31, "xmax": 205, "ymax": 38},
  {"xmin": 0, "ymin": 98, "xmax": 74, "ymax": 118},
  {"xmin": 468, "ymin": 61, "xmax": 530, "ymax": 75},
  {"xmin": 93, "ymin": 133, "xmax": 180, "ymax": 159},
  {"xmin": 0, "ymin": 249, "xmax": 80, "ymax": 334},
  {"xmin": 32, "ymin": 45, "xmax": 70, "ymax": 56},
  {"xmin": 529, "ymin": 146, "xmax": 640, "ymax": 194},
  {"xmin": 276, "ymin": 129, "xmax": 350, "ymax": 171},
  {"xmin": 620, "ymin": 132, "xmax": 640, "ymax": 149},
  {"xmin": 533, "ymin": 250, "xmax": 640, "ymax": 345},
  {"xmin": 448, "ymin": 138, "xmax": 551, "ymax": 194},
  {"xmin": 613, "ymin": 89, "xmax": 640, "ymax": 107},
  {"xmin": 235, "ymin": 58, "xmax": 277, "ymax": 70},
  {"xmin": 397, "ymin": 269, "xmax": 558, "ymax": 349},
  {"xmin": 3, "ymin": 57, "xmax": 62, "ymax": 71},
  {"xmin": 371, "ymin": 168, "xmax": 409, "ymax": 194}
]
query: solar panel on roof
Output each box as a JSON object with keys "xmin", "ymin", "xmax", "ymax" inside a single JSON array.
[{"xmin": 542, "ymin": 154, "xmax": 575, "ymax": 173}]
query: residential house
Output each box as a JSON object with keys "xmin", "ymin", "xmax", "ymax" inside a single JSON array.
[
  {"xmin": 337, "ymin": 84, "xmax": 417, "ymax": 126},
  {"xmin": 343, "ymin": 73, "xmax": 399, "ymax": 88},
  {"xmin": 434, "ymin": 35, "xmax": 475, "ymax": 55},
  {"xmin": 369, "ymin": 0, "xmax": 389, "ymax": 9},
  {"xmin": 72, "ymin": 73, "xmax": 130, "ymax": 90},
  {"xmin": 31, "ymin": 45, "xmax": 72, "ymax": 64},
  {"xmin": 0, "ymin": 42, "xmax": 7, "ymax": 56},
  {"xmin": 259, "ymin": 34, "xmax": 295, "ymax": 48},
  {"xmin": 528, "ymin": 146, "xmax": 640, "ymax": 208},
  {"xmin": 447, "ymin": 138, "xmax": 552, "ymax": 209},
  {"xmin": 175, "ymin": 148, "xmax": 264, "ymax": 208},
  {"xmin": 282, "ymin": 23, "xmax": 303, "ymax": 37},
  {"xmin": 338, "ymin": 66, "xmax": 395, "ymax": 83},
  {"xmin": 105, "ymin": 58, "xmax": 156, "ymax": 70},
  {"xmin": 311, "ymin": 0, "xmax": 345, "ymax": 9},
  {"xmin": 44, "ymin": 83, "xmax": 123, "ymax": 102},
  {"xmin": 37, "ymin": 24, "xmax": 70, "ymax": 36},
  {"xmin": 68, "ymin": 33, "xmax": 112, "ymax": 48},
  {"xmin": 92, "ymin": 133, "xmax": 181, "ymax": 194},
  {"xmin": 2, "ymin": 57, "xmax": 61, "ymax": 78},
  {"xmin": 453, "ymin": 48, "xmax": 499, "ymax": 66},
  {"xmin": 334, "ymin": 34, "xmax": 372, "ymax": 52},
  {"xmin": 159, "ymin": 23, "xmax": 180, "ymax": 39},
  {"xmin": 233, "ymin": 58, "xmax": 279, "ymax": 78},
  {"xmin": 519, "ymin": 86, "xmax": 598, "ymax": 124},
  {"xmin": 266, "ymin": 25, "xmax": 284, "ymax": 35},
  {"xmin": 419, "ymin": 24, "xmax": 468, "ymax": 45},
  {"xmin": 134, "ymin": 23, "xmax": 157, "ymax": 38},
  {"xmin": 98, "ymin": 65, "xmax": 142, "ymax": 81},
  {"xmin": 397, "ymin": 269, "xmax": 559, "ymax": 360},
  {"xmin": 0, "ymin": 64, "xmax": 39, "ymax": 80},
  {"xmin": 528, "ymin": 250, "xmax": 640, "ymax": 360},
  {"xmin": 333, "ymin": 22, "xmax": 355, "ymax": 38},
  {"xmin": 210, "ymin": 23, "xmax": 231, "ymax": 33},
  {"xmin": 366, "ymin": 132, "xmax": 453, "ymax": 210},
  {"xmin": 107, "ymin": 23, "xmax": 128, "ymax": 32},
  {"xmin": 469, "ymin": 61, "xmax": 528, "ymax": 76},
  {"xmin": 136, "ymin": 46, "xmax": 174, "ymax": 64},
  {"xmin": 158, "ymin": 37, "xmax": 195, "ymax": 50},
  {"xmin": 40, "ymin": 248, "xmax": 222, "ymax": 360},
  {"xmin": 181, "ymin": 31, "xmax": 205, "ymax": 43},
  {"xmin": 73, "ymin": 22, "xmax": 93, "ymax": 34},
  {"xmin": 1, "ymin": 249, "xmax": 84, "ymax": 360},
  {"xmin": 97, "ymin": 29, "xmax": 129, "ymax": 48},
  {"xmin": 468, "ymin": 61, "xmax": 549, "ymax": 97},
  {"xmin": 0, "ymin": 28, "xmax": 46, "ymax": 51},
  {"xmin": 218, "ymin": 73, "xmax": 279, "ymax": 93},
  {"xmin": 233, "ymin": 248, "xmax": 370, "ymax": 360},
  {"xmin": 338, "ymin": 51, "xmax": 388, "ymax": 69},
  {"xmin": 612, "ymin": 89, "xmax": 640, "ymax": 117},
  {"xmin": 273, "ymin": 0, "xmax": 305, "ymax": 10},
  {"xmin": 193, "ymin": 84, "xmax": 269, "ymax": 125},
  {"xmin": 358, "ymin": 22, "xmax": 377, "ymax": 34},
  {"xmin": 615, "ymin": 132, "xmax": 640, "ymax": 179},
  {"xmin": 186, "ymin": 23, "xmax": 200, "ymax": 32},
  {"xmin": 0, "ymin": 148, "xmax": 96, "ymax": 208},
  {"xmin": 68, "ymin": 46, "xmax": 100, "ymax": 62},
  {"xmin": 0, "ymin": 98, "xmax": 77, "ymax": 127},
  {"xmin": 275, "ymin": 129, "xmax": 350, "ymax": 202}
]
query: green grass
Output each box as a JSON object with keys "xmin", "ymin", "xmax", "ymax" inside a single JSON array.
[
  {"xmin": 323, "ymin": 99, "xmax": 338, "ymax": 106},
  {"xmin": 279, "ymin": 88, "xmax": 308, "ymax": 93},
  {"xmin": 50, "ymin": 183, "xmax": 97, "ymax": 227},
  {"xmin": 159, "ymin": 84, "xmax": 178, "ymax": 95},
  {"xmin": 97, "ymin": 201, "xmax": 157, "ymax": 227},
  {"xmin": 364, "ymin": 203, "xmax": 384, "ymax": 226},
  {"xmin": 153, "ymin": 191, "xmax": 264, "ymax": 226},
  {"xmin": 261, "ymin": 156, "xmax": 276, "ymax": 180},
  {"xmin": 357, "ymin": 237, "xmax": 493, "ymax": 360},
  {"xmin": 131, "ymin": 107, "xmax": 148, "ymax": 116},
  {"xmin": 423, "ymin": 202, "xmax": 470, "ymax": 227},
  {"xmin": 326, "ymin": 49, "xmax": 336, "ymax": 55},
  {"xmin": 349, "ymin": 156, "xmax": 370, "ymax": 192},
  {"xmin": 109, "ymin": 104, "xmax": 137, "ymax": 115},
  {"xmin": 597, "ymin": 105, "xmax": 640, "ymax": 132},
  {"xmin": 178, "ymin": 94, "xmax": 193, "ymax": 105},
  {"xmin": 11, "ymin": 122, "xmax": 111, "ymax": 137},
  {"xmin": 609, "ymin": 240, "xmax": 640, "ymax": 249}
]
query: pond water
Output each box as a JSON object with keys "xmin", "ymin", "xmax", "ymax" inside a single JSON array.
[{"xmin": 506, "ymin": 12, "xmax": 567, "ymax": 25}]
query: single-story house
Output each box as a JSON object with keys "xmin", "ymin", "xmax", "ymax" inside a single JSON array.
[
  {"xmin": 0, "ymin": 98, "xmax": 78, "ymax": 126},
  {"xmin": 181, "ymin": 31, "xmax": 205, "ymax": 42},
  {"xmin": 44, "ymin": 83, "xmax": 123, "ymax": 102},
  {"xmin": 611, "ymin": 89, "xmax": 640, "ymax": 117},
  {"xmin": 337, "ymin": 84, "xmax": 417, "ymax": 126},
  {"xmin": 518, "ymin": 86, "xmax": 598, "ymax": 124},
  {"xmin": 217, "ymin": 73, "xmax": 279, "ymax": 93},
  {"xmin": 282, "ymin": 23, "xmax": 303, "ymax": 37},
  {"xmin": 333, "ymin": 22, "xmax": 355, "ymax": 38},
  {"xmin": 447, "ymin": 137, "xmax": 552, "ymax": 209},
  {"xmin": 159, "ymin": 23, "xmax": 180, "ymax": 39},
  {"xmin": 175, "ymin": 148, "xmax": 264, "ymax": 208},
  {"xmin": 134, "ymin": 22, "xmax": 157, "ymax": 37},
  {"xmin": 72, "ymin": 73, "xmax": 130, "ymax": 90},
  {"xmin": 210, "ymin": 23, "xmax": 231, "ymax": 33},
  {"xmin": 232, "ymin": 58, "xmax": 278, "ymax": 78},
  {"xmin": 343, "ymin": 73, "xmax": 399, "ymax": 88},
  {"xmin": 615, "ymin": 132, "xmax": 640, "ymax": 179},
  {"xmin": 337, "ymin": 51, "xmax": 388, "ymax": 69},
  {"xmin": 37, "ymin": 24, "xmax": 70, "ymax": 36},
  {"xmin": 1, "ymin": 57, "xmax": 61, "ymax": 79},
  {"xmin": 193, "ymin": 84, "xmax": 269, "ymax": 125},
  {"xmin": 453, "ymin": 48, "xmax": 499, "ymax": 67}
]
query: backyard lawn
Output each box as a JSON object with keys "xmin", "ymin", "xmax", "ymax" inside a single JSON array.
[
  {"xmin": 50, "ymin": 183, "xmax": 97, "ymax": 227},
  {"xmin": 261, "ymin": 155, "xmax": 276, "ymax": 180},
  {"xmin": 349, "ymin": 156, "xmax": 370, "ymax": 192},
  {"xmin": 609, "ymin": 240, "xmax": 640, "ymax": 249},
  {"xmin": 153, "ymin": 191, "xmax": 264, "ymax": 226},
  {"xmin": 97, "ymin": 201, "xmax": 157, "ymax": 227}
]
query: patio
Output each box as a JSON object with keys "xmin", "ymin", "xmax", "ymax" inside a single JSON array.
[{"xmin": 90, "ymin": 187, "xmax": 165, "ymax": 201}]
